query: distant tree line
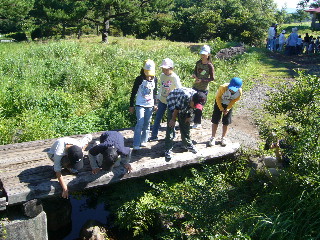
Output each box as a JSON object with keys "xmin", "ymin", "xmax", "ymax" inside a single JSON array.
[{"xmin": 0, "ymin": 0, "xmax": 315, "ymax": 44}]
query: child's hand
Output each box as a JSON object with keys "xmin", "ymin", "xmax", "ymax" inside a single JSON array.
[
  {"xmin": 223, "ymin": 109, "xmax": 229, "ymax": 116},
  {"xmin": 92, "ymin": 168, "xmax": 101, "ymax": 174},
  {"xmin": 153, "ymin": 105, "xmax": 158, "ymax": 112},
  {"xmin": 169, "ymin": 119, "xmax": 176, "ymax": 128},
  {"xmin": 185, "ymin": 118, "xmax": 191, "ymax": 123},
  {"xmin": 62, "ymin": 188, "xmax": 69, "ymax": 199},
  {"xmin": 124, "ymin": 163, "xmax": 132, "ymax": 173}
]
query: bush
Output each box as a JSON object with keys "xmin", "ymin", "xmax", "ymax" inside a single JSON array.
[{"xmin": 6, "ymin": 32, "xmax": 27, "ymax": 41}]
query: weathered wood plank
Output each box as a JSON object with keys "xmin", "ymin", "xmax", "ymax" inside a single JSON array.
[{"xmin": 0, "ymin": 126, "xmax": 240, "ymax": 207}]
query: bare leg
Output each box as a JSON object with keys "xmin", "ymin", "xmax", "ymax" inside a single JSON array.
[
  {"xmin": 212, "ymin": 123, "xmax": 218, "ymax": 137},
  {"xmin": 222, "ymin": 124, "xmax": 228, "ymax": 138}
]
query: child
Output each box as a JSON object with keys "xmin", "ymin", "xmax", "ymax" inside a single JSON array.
[
  {"xmin": 88, "ymin": 131, "xmax": 132, "ymax": 174},
  {"xmin": 129, "ymin": 59, "xmax": 158, "ymax": 150},
  {"xmin": 278, "ymin": 30, "xmax": 286, "ymax": 52},
  {"xmin": 165, "ymin": 88, "xmax": 206, "ymax": 160},
  {"xmin": 191, "ymin": 45, "xmax": 215, "ymax": 129},
  {"xmin": 149, "ymin": 58, "xmax": 182, "ymax": 141},
  {"xmin": 47, "ymin": 134, "xmax": 92, "ymax": 198},
  {"xmin": 208, "ymin": 77, "xmax": 242, "ymax": 147}
]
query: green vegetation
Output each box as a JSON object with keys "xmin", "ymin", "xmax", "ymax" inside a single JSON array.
[
  {"xmin": 0, "ymin": 32, "xmax": 319, "ymax": 239},
  {"xmin": 0, "ymin": 0, "xmax": 292, "ymax": 45},
  {"xmin": 98, "ymin": 62, "xmax": 320, "ymax": 239},
  {"xmin": 0, "ymin": 37, "xmax": 261, "ymax": 144}
]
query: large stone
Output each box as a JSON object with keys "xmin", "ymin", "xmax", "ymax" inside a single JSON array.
[
  {"xmin": 21, "ymin": 199, "xmax": 43, "ymax": 218},
  {"xmin": 0, "ymin": 211, "xmax": 48, "ymax": 240},
  {"xmin": 79, "ymin": 220, "xmax": 106, "ymax": 240}
]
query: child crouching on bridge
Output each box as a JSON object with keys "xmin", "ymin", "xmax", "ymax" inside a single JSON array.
[
  {"xmin": 47, "ymin": 134, "xmax": 92, "ymax": 199},
  {"xmin": 88, "ymin": 131, "xmax": 132, "ymax": 174}
]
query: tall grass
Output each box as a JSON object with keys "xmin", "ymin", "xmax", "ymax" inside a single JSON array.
[{"xmin": 0, "ymin": 37, "xmax": 262, "ymax": 144}]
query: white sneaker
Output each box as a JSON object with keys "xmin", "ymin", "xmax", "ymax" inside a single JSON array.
[
  {"xmin": 192, "ymin": 124, "xmax": 202, "ymax": 129},
  {"xmin": 221, "ymin": 137, "xmax": 228, "ymax": 147},
  {"xmin": 140, "ymin": 142, "xmax": 147, "ymax": 147},
  {"xmin": 208, "ymin": 137, "xmax": 216, "ymax": 146}
]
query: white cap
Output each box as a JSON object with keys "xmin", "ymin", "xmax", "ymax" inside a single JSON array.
[
  {"xmin": 160, "ymin": 58, "xmax": 174, "ymax": 69},
  {"xmin": 282, "ymin": 30, "xmax": 286, "ymax": 33},
  {"xmin": 143, "ymin": 59, "xmax": 155, "ymax": 76},
  {"xmin": 199, "ymin": 45, "xmax": 211, "ymax": 54}
]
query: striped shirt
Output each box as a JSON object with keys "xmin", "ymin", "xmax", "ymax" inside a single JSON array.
[{"xmin": 167, "ymin": 88, "xmax": 196, "ymax": 113}]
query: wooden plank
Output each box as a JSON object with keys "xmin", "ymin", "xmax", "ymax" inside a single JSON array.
[{"xmin": 0, "ymin": 127, "xmax": 240, "ymax": 207}]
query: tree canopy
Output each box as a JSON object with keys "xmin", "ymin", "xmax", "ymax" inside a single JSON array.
[{"xmin": 0, "ymin": 0, "xmax": 279, "ymax": 44}]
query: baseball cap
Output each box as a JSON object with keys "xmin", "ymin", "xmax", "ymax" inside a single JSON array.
[
  {"xmin": 193, "ymin": 92, "xmax": 207, "ymax": 110},
  {"xmin": 160, "ymin": 58, "xmax": 174, "ymax": 69},
  {"xmin": 282, "ymin": 30, "xmax": 286, "ymax": 34},
  {"xmin": 102, "ymin": 146, "xmax": 119, "ymax": 171},
  {"xmin": 143, "ymin": 59, "xmax": 155, "ymax": 76},
  {"xmin": 199, "ymin": 45, "xmax": 211, "ymax": 54},
  {"xmin": 66, "ymin": 145, "xmax": 84, "ymax": 170},
  {"xmin": 228, "ymin": 77, "xmax": 243, "ymax": 92}
]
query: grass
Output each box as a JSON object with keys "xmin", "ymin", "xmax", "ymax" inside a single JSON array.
[{"xmin": 0, "ymin": 36, "xmax": 264, "ymax": 144}]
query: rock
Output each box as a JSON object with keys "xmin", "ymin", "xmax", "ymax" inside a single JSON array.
[
  {"xmin": 215, "ymin": 46, "xmax": 246, "ymax": 60},
  {"xmin": 265, "ymin": 167, "xmax": 283, "ymax": 179},
  {"xmin": 0, "ymin": 211, "xmax": 48, "ymax": 240},
  {"xmin": 79, "ymin": 220, "xmax": 106, "ymax": 240},
  {"xmin": 263, "ymin": 156, "xmax": 281, "ymax": 168},
  {"xmin": 21, "ymin": 199, "xmax": 43, "ymax": 218}
]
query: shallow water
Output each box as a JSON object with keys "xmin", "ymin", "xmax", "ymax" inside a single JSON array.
[{"xmin": 45, "ymin": 194, "xmax": 110, "ymax": 240}]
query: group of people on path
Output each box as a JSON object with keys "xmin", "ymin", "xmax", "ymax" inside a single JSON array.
[
  {"xmin": 267, "ymin": 23, "xmax": 320, "ymax": 55},
  {"xmin": 48, "ymin": 45, "xmax": 243, "ymax": 198}
]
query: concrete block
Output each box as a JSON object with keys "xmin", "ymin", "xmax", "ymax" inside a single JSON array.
[{"xmin": 0, "ymin": 211, "xmax": 48, "ymax": 240}]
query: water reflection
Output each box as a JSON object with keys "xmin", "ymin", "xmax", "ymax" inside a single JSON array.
[{"xmin": 43, "ymin": 194, "xmax": 109, "ymax": 240}]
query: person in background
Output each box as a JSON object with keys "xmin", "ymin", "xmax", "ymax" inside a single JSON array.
[
  {"xmin": 129, "ymin": 59, "xmax": 158, "ymax": 150},
  {"xmin": 47, "ymin": 134, "xmax": 92, "ymax": 198},
  {"xmin": 88, "ymin": 131, "xmax": 132, "ymax": 174},
  {"xmin": 191, "ymin": 45, "xmax": 215, "ymax": 129},
  {"xmin": 315, "ymin": 36, "xmax": 320, "ymax": 53},
  {"xmin": 267, "ymin": 23, "xmax": 276, "ymax": 51},
  {"xmin": 303, "ymin": 33, "xmax": 311, "ymax": 53},
  {"xmin": 263, "ymin": 126, "xmax": 299, "ymax": 169},
  {"xmin": 208, "ymin": 78, "xmax": 242, "ymax": 147},
  {"xmin": 285, "ymin": 27, "xmax": 298, "ymax": 56},
  {"xmin": 278, "ymin": 30, "xmax": 286, "ymax": 52},
  {"xmin": 149, "ymin": 58, "xmax": 182, "ymax": 141},
  {"xmin": 297, "ymin": 35, "xmax": 303, "ymax": 54},
  {"xmin": 164, "ymin": 88, "xmax": 206, "ymax": 160}
]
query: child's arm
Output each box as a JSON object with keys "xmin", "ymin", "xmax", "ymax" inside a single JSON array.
[
  {"xmin": 201, "ymin": 63, "xmax": 215, "ymax": 82},
  {"xmin": 169, "ymin": 109, "xmax": 179, "ymax": 127},
  {"xmin": 129, "ymin": 76, "xmax": 143, "ymax": 112},
  {"xmin": 56, "ymin": 172, "xmax": 69, "ymax": 198},
  {"xmin": 215, "ymin": 86, "xmax": 226, "ymax": 111},
  {"xmin": 226, "ymin": 88, "xmax": 242, "ymax": 110},
  {"xmin": 174, "ymin": 75, "xmax": 182, "ymax": 89}
]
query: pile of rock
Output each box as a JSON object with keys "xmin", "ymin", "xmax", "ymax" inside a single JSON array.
[{"xmin": 215, "ymin": 45, "xmax": 246, "ymax": 60}]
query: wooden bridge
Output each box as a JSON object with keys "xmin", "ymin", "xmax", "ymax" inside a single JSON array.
[{"xmin": 0, "ymin": 126, "xmax": 240, "ymax": 211}]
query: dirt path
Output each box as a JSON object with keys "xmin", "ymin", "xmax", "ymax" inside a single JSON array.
[{"xmin": 196, "ymin": 51, "xmax": 319, "ymax": 150}]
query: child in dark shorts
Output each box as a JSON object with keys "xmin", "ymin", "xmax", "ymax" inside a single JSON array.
[{"xmin": 209, "ymin": 77, "xmax": 242, "ymax": 146}]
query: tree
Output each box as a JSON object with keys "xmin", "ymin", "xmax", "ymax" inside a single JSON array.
[
  {"xmin": 298, "ymin": 0, "xmax": 320, "ymax": 8},
  {"xmin": 30, "ymin": 0, "xmax": 88, "ymax": 39},
  {"xmin": 293, "ymin": 9, "xmax": 310, "ymax": 23},
  {"xmin": 0, "ymin": 0, "xmax": 35, "ymax": 33},
  {"xmin": 84, "ymin": 0, "xmax": 172, "ymax": 43}
]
